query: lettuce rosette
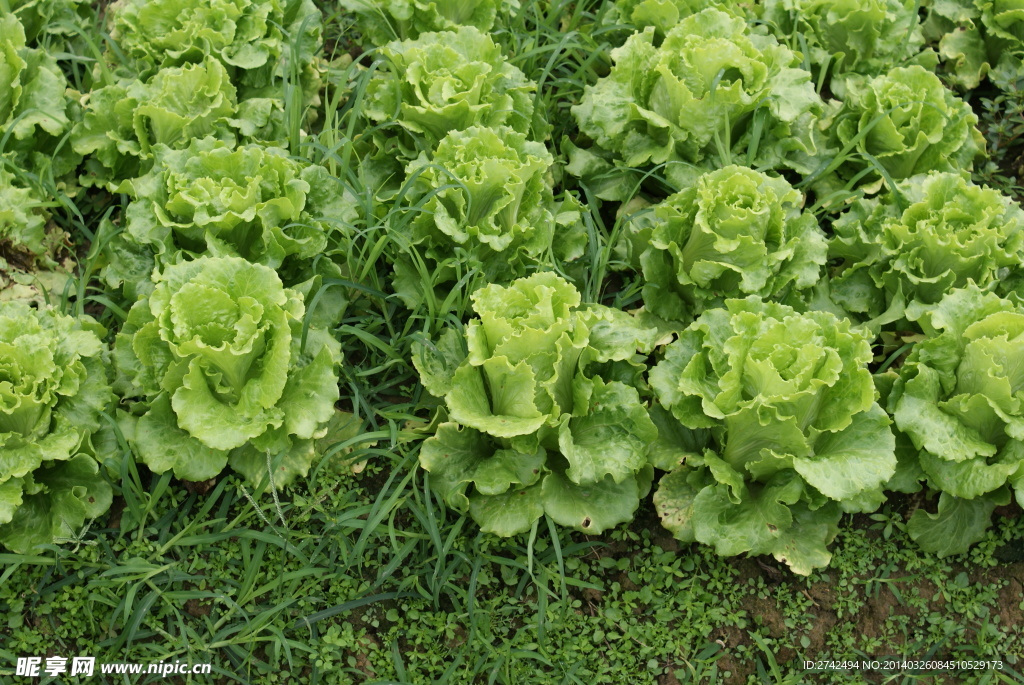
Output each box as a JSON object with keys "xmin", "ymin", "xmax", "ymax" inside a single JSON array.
[
  {"xmin": 0, "ymin": 12, "xmax": 79, "ymax": 177},
  {"xmin": 601, "ymin": 0, "xmax": 748, "ymax": 45},
  {"xmin": 72, "ymin": 58, "xmax": 242, "ymax": 189},
  {"xmin": 8, "ymin": 0, "xmax": 95, "ymax": 53},
  {"xmin": 825, "ymin": 65, "xmax": 984, "ymax": 192},
  {"xmin": 393, "ymin": 125, "xmax": 585, "ymax": 308},
  {"xmin": 0, "ymin": 162, "xmax": 68, "ymax": 271},
  {"xmin": 362, "ymin": 26, "xmax": 537, "ymax": 165},
  {"xmin": 921, "ymin": 0, "xmax": 1024, "ymax": 89},
  {"xmin": 569, "ymin": 8, "xmax": 827, "ymax": 199},
  {"xmin": 339, "ymin": 0, "xmax": 505, "ymax": 47},
  {"xmin": 106, "ymin": 0, "xmax": 323, "ymax": 103},
  {"xmin": 0, "ymin": 302, "xmax": 115, "ymax": 554},
  {"xmin": 413, "ymin": 272, "xmax": 660, "ymax": 536},
  {"xmin": 760, "ymin": 0, "xmax": 935, "ymax": 97},
  {"xmin": 827, "ymin": 172, "xmax": 1024, "ymax": 329},
  {"xmin": 888, "ymin": 286, "xmax": 1024, "ymax": 556},
  {"xmin": 100, "ymin": 136, "xmax": 355, "ymax": 305},
  {"xmin": 114, "ymin": 256, "xmax": 342, "ymax": 487},
  {"xmin": 650, "ymin": 298, "xmax": 896, "ymax": 574},
  {"xmin": 635, "ymin": 165, "xmax": 827, "ymax": 323}
]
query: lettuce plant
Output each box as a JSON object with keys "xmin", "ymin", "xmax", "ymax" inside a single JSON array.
[
  {"xmin": 393, "ymin": 125, "xmax": 585, "ymax": 308},
  {"xmin": 888, "ymin": 286, "xmax": 1024, "ymax": 556},
  {"xmin": 602, "ymin": 0, "xmax": 747, "ymax": 43},
  {"xmin": 72, "ymin": 58, "xmax": 241, "ymax": 189},
  {"xmin": 0, "ymin": 302, "xmax": 115, "ymax": 554},
  {"xmin": 829, "ymin": 65, "xmax": 984, "ymax": 189},
  {"xmin": 102, "ymin": 136, "xmax": 354, "ymax": 299},
  {"xmin": 637, "ymin": 165, "xmax": 827, "ymax": 323},
  {"xmin": 363, "ymin": 26, "xmax": 536, "ymax": 160},
  {"xmin": 922, "ymin": 0, "xmax": 1024, "ymax": 89},
  {"xmin": 339, "ymin": 0, "xmax": 504, "ymax": 47},
  {"xmin": 114, "ymin": 256, "xmax": 342, "ymax": 486},
  {"xmin": 976, "ymin": 0, "xmax": 1024, "ymax": 86},
  {"xmin": 760, "ymin": 0, "xmax": 934, "ymax": 97},
  {"xmin": 0, "ymin": 163, "xmax": 62, "ymax": 269},
  {"xmin": 0, "ymin": 13, "xmax": 78, "ymax": 176},
  {"xmin": 413, "ymin": 273, "xmax": 660, "ymax": 536},
  {"xmin": 650, "ymin": 298, "xmax": 896, "ymax": 574},
  {"xmin": 827, "ymin": 172, "xmax": 1024, "ymax": 328},
  {"xmin": 569, "ymin": 8, "xmax": 827, "ymax": 199},
  {"xmin": 8, "ymin": 0, "xmax": 95, "ymax": 52},
  {"xmin": 106, "ymin": 0, "xmax": 323, "ymax": 101}
]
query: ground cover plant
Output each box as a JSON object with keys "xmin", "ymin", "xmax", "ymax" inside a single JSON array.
[{"xmin": 1, "ymin": 0, "xmax": 1024, "ymax": 683}]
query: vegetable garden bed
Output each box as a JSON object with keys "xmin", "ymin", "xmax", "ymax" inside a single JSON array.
[{"xmin": 1, "ymin": 0, "xmax": 1023, "ymax": 683}]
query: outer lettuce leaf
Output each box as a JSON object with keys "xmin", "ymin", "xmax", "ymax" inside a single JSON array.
[
  {"xmin": 570, "ymin": 8, "xmax": 828, "ymax": 199},
  {"xmin": 417, "ymin": 273, "xmax": 659, "ymax": 535},
  {"xmin": 0, "ymin": 455, "xmax": 113, "ymax": 555},
  {"xmin": 637, "ymin": 165, "xmax": 827, "ymax": 322},
  {"xmin": 0, "ymin": 302, "xmax": 115, "ymax": 553},
  {"xmin": 907, "ymin": 490, "xmax": 1010, "ymax": 556},
  {"xmin": 889, "ymin": 285, "xmax": 1024, "ymax": 550},
  {"xmin": 827, "ymin": 172, "xmax": 1024, "ymax": 328},
  {"xmin": 651, "ymin": 297, "xmax": 895, "ymax": 574},
  {"xmin": 115, "ymin": 256, "xmax": 341, "ymax": 486}
]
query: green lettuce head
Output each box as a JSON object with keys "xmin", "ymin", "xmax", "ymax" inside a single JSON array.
[
  {"xmin": 650, "ymin": 298, "xmax": 896, "ymax": 574},
  {"xmin": 569, "ymin": 8, "xmax": 827, "ymax": 199},
  {"xmin": 602, "ymin": 0, "xmax": 748, "ymax": 43},
  {"xmin": 101, "ymin": 136, "xmax": 355, "ymax": 300},
  {"xmin": 0, "ymin": 302, "xmax": 115, "ymax": 554},
  {"xmin": 760, "ymin": 0, "xmax": 935, "ymax": 97},
  {"xmin": 828, "ymin": 172, "xmax": 1024, "ymax": 328},
  {"xmin": 637, "ymin": 165, "xmax": 827, "ymax": 323},
  {"xmin": 114, "ymin": 256, "xmax": 342, "ymax": 486},
  {"xmin": 393, "ymin": 125, "xmax": 586, "ymax": 308},
  {"xmin": 829, "ymin": 65, "xmax": 984, "ymax": 190},
  {"xmin": 8, "ymin": 0, "xmax": 95, "ymax": 53},
  {"xmin": 339, "ymin": 0, "xmax": 504, "ymax": 47},
  {"xmin": 72, "ymin": 58, "xmax": 242, "ymax": 189},
  {"xmin": 106, "ymin": 0, "xmax": 323, "ymax": 102},
  {"xmin": 0, "ymin": 13, "xmax": 78, "ymax": 177},
  {"xmin": 413, "ymin": 272, "xmax": 660, "ymax": 536},
  {"xmin": 924, "ymin": 0, "xmax": 1024, "ymax": 89},
  {"xmin": 888, "ymin": 286, "xmax": 1024, "ymax": 556},
  {"xmin": 363, "ymin": 26, "xmax": 537, "ymax": 160}
]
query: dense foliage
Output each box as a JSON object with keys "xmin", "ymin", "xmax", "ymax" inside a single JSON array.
[{"xmin": 2, "ymin": 0, "xmax": 1023, "ymax": 583}]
